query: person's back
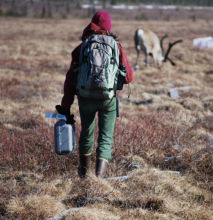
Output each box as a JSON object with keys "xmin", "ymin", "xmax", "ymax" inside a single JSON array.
[{"xmin": 56, "ymin": 11, "xmax": 133, "ymax": 178}]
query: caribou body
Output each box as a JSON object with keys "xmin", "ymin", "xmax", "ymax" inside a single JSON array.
[{"xmin": 134, "ymin": 28, "xmax": 183, "ymax": 68}]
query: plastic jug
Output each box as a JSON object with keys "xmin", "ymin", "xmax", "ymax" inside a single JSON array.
[{"xmin": 45, "ymin": 113, "xmax": 76, "ymax": 155}]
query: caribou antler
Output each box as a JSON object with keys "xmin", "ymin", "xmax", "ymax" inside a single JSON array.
[
  {"xmin": 160, "ymin": 34, "xmax": 168, "ymax": 56},
  {"xmin": 163, "ymin": 39, "xmax": 183, "ymax": 66}
]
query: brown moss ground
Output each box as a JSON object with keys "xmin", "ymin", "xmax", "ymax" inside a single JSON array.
[{"xmin": 0, "ymin": 18, "xmax": 213, "ymax": 219}]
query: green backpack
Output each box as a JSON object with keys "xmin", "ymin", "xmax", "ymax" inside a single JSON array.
[{"xmin": 76, "ymin": 32, "xmax": 126, "ymax": 100}]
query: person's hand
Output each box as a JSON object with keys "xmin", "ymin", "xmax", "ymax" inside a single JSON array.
[{"xmin": 55, "ymin": 105, "xmax": 75, "ymax": 125}]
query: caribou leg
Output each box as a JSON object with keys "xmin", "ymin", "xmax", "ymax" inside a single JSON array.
[
  {"xmin": 142, "ymin": 52, "xmax": 147, "ymax": 67},
  {"xmin": 152, "ymin": 53, "xmax": 158, "ymax": 68},
  {"xmin": 135, "ymin": 47, "xmax": 140, "ymax": 67}
]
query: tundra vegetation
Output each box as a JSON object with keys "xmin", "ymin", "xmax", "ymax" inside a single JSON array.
[{"xmin": 0, "ymin": 13, "xmax": 213, "ymax": 220}]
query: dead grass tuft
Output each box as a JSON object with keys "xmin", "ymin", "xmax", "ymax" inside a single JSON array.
[
  {"xmin": 64, "ymin": 173, "xmax": 122, "ymax": 207},
  {"xmin": 7, "ymin": 195, "xmax": 65, "ymax": 219},
  {"xmin": 203, "ymin": 97, "xmax": 213, "ymax": 112},
  {"xmin": 38, "ymin": 177, "xmax": 72, "ymax": 199},
  {"xmin": 65, "ymin": 205, "xmax": 120, "ymax": 220},
  {"xmin": 152, "ymin": 102, "xmax": 185, "ymax": 112},
  {"xmin": 178, "ymin": 98, "xmax": 204, "ymax": 111},
  {"xmin": 145, "ymin": 198, "xmax": 164, "ymax": 211}
]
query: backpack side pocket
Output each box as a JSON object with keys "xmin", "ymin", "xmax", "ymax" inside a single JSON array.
[{"xmin": 117, "ymin": 67, "xmax": 127, "ymax": 90}]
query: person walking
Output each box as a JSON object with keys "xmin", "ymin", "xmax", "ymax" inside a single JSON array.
[{"xmin": 56, "ymin": 11, "xmax": 133, "ymax": 178}]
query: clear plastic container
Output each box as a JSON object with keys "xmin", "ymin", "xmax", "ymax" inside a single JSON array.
[
  {"xmin": 54, "ymin": 120, "xmax": 76, "ymax": 155},
  {"xmin": 45, "ymin": 113, "xmax": 76, "ymax": 155}
]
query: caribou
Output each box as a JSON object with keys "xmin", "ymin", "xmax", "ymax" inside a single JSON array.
[{"xmin": 134, "ymin": 28, "xmax": 183, "ymax": 68}]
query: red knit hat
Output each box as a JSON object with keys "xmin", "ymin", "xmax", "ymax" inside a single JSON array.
[{"xmin": 91, "ymin": 11, "xmax": 111, "ymax": 32}]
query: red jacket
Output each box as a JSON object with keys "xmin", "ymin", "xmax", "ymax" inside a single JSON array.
[{"xmin": 61, "ymin": 22, "xmax": 133, "ymax": 109}]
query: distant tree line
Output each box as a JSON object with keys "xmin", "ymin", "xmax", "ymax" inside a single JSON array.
[
  {"xmin": 1, "ymin": 0, "xmax": 212, "ymax": 7},
  {"xmin": 0, "ymin": 0, "xmax": 212, "ymax": 19},
  {"xmin": 109, "ymin": 0, "xmax": 213, "ymax": 6},
  {"xmin": 45, "ymin": 0, "xmax": 213, "ymax": 7}
]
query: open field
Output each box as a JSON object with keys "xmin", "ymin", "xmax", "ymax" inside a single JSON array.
[{"xmin": 0, "ymin": 17, "xmax": 213, "ymax": 219}]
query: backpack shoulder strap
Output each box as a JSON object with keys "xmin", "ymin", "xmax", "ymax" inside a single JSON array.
[{"xmin": 116, "ymin": 41, "xmax": 122, "ymax": 47}]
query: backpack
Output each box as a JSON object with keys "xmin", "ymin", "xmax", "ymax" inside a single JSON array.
[{"xmin": 76, "ymin": 31, "xmax": 126, "ymax": 100}]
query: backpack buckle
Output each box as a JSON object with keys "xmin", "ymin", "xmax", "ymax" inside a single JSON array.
[{"xmin": 110, "ymin": 57, "xmax": 115, "ymax": 64}]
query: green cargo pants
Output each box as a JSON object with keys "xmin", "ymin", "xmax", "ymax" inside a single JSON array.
[{"xmin": 78, "ymin": 95, "xmax": 116, "ymax": 161}]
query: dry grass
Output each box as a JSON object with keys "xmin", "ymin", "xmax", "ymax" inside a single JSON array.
[
  {"xmin": 7, "ymin": 195, "xmax": 65, "ymax": 219},
  {"xmin": 0, "ymin": 17, "xmax": 213, "ymax": 219}
]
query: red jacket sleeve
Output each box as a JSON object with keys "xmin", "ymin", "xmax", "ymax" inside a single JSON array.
[
  {"xmin": 117, "ymin": 44, "xmax": 133, "ymax": 84},
  {"xmin": 61, "ymin": 44, "xmax": 81, "ymax": 110}
]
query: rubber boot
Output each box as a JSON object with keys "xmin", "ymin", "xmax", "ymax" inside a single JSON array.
[
  {"xmin": 78, "ymin": 154, "xmax": 91, "ymax": 178},
  {"xmin": 95, "ymin": 158, "xmax": 108, "ymax": 178}
]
